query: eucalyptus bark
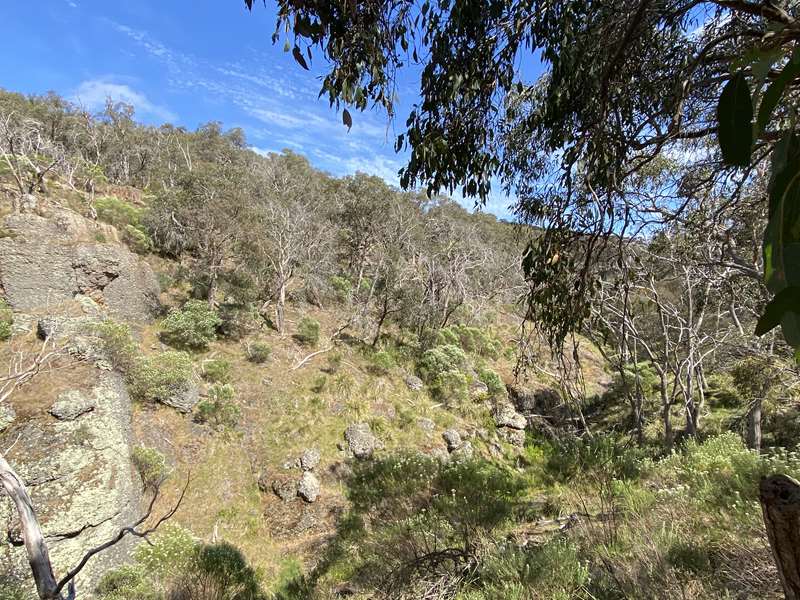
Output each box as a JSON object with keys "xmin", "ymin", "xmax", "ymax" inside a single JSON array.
[{"xmin": 760, "ymin": 474, "xmax": 800, "ymax": 600}]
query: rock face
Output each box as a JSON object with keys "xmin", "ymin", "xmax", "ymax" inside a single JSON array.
[
  {"xmin": 442, "ymin": 429, "xmax": 462, "ymax": 452},
  {"xmin": 0, "ymin": 404, "xmax": 15, "ymax": 432},
  {"xmin": 494, "ymin": 402, "xmax": 528, "ymax": 430},
  {"xmin": 0, "ymin": 211, "xmax": 160, "ymax": 322},
  {"xmin": 498, "ymin": 427, "xmax": 526, "ymax": 447},
  {"xmin": 0, "ymin": 373, "xmax": 140, "ymax": 594},
  {"xmin": 297, "ymin": 472, "xmax": 320, "ymax": 503},
  {"xmin": 344, "ymin": 422, "xmax": 379, "ymax": 459},
  {"xmin": 450, "ymin": 440, "xmax": 474, "ymax": 460},
  {"xmin": 49, "ymin": 390, "xmax": 95, "ymax": 421},
  {"xmin": 160, "ymin": 384, "xmax": 199, "ymax": 414}
]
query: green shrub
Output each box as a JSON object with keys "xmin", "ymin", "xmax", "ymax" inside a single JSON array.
[
  {"xmin": 479, "ymin": 368, "xmax": 506, "ymax": 398},
  {"xmin": 604, "ymin": 361, "xmax": 659, "ymax": 404},
  {"xmin": 436, "ymin": 324, "xmax": 503, "ymax": 358},
  {"xmin": 95, "ymin": 565, "xmax": 159, "ymax": 600},
  {"xmin": 326, "ymin": 351, "xmax": 343, "ymax": 373},
  {"xmin": 294, "ymin": 317, "xmax": 320, "ymax": 346},
  {"xmin": 541, "ymin": 435, "xmax": 645, "ymax": 483},
  {"xmin": 93, "ymin": 320, "xmax": 137, "ymax": 372},
  {"xmin": 132, "ymin": 446, "xmax": 168, "ymax": 489},
  {"xmin": 311, "ymin": 375, "xmax": 327, "ymax": 394},
  {"xmin": 134, "ymin": 524, "xmax": 198, "ymax": 579},
  {"xmin": 168, "ymin": 542, "xmax": 263, "ymax": 600},
  {"xmin": 245, "ymin": 341, "xmax": 272, "ymax": 364},
  {"xmin": 203, "ymin": 359, "xmax": 231, "ymax": 383},
  {"xmin": 93, "ymin": 196, "xmax": 152, "ymax": 254},
  {"xmin": 330, "ymin": 275, "xmax": 352, "ymax": 301},
  {"xmin": 337, "ymin": 454, "xmax": 527, "ymax": 594},
  {"xmin": 128, "ymin": 351, "xmax": 194, "ymax": 404},
  {"xmin": 0, "ymin": 299, "xmax": 12, "ymax": 341},
  {"xmin": 705, "ymin": 372, "xmax": 742, "ymax": 408},
  {"xmin": 417, "ymin": 344, "xmax": 468, "ymax": 383},
  {"xmin": 160, "ymin": 300, "xmax": 221, "ymax": 350},
  {"xmin": 368, "ymin": 350, "xmax": 395, "ymax": 376},
  {"xmin": 195, "ymin": 384, "xmax": 240, "ymax": 429}
]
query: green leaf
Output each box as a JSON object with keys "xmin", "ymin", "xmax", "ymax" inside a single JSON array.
[
  {"xmin": 757, "ymin": 57, "xmax": 800, "ymax": 135},
  {"xmin": 717, "ymin": 71, "xmax": 753, "ymax": 167},
  {"xmin": 755, "ymin": 286, "xmax": 800, "ymax": 335},
  {"xmin": 292, "ymin": 46, "xmax": 309, "ymax": 70},
  {"xmin": 342, "ymin": 108, "xmax": 352, "ymax": 130}
]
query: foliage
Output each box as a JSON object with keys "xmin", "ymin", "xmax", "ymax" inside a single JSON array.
[
  {"xmin": 245, "ymin": 341, "xmax": 272, "ymax": 364},
  {"xmin": 478, "ymin": 368, "xmax": 506, "ymax": 398},
  {"xmin": 0, "ymin": 299, "xmax": 12, "ymax": 341},
  {"xmin": 128, "ymin": 351, "xmax": 194, "ymax": 404},
  {"xmin": 196, "ymin": 383, "xmax": 240, "ymax": 429},
  {"xmin": 93, "ymin": 195, "xmax": 153, "ymax": 253},
  {"xmin": 367, "ymin": 349, "xmax": 394, "ymax": 376},
  {"xmin": 131, "ymin": 446, "xmax": 168, "ymax": 490},
  {"xmin": 437, "ymin": 324, "xmax": 502, "ymax": 358},
  {"xmin": 705, "ymin": 373, "xmax": 743, "ymax": 409},
  {"xmin": 92, "ymin": 320, "xmax": 137, "ymax": 372},
  {"xmin": 168, "ymin": 543, "xmax": 264, "ymax": 600},
  {"xmin": 95, "ymin": 565, "xmax": 159, "ymax": 600},
  {"xmin": 294, "ymin": 316, "xmax": 320, "ymax": 347},
  {"xmin": 417, "ymin": 344, "xmax": 470, "ymax": 402},
  {"xmin": 160, "ymin": 300, "xmax": 221, "ymax": 350},
  {"xmin": 202, "ymin": 358, "xmax": 232, "ymax": 383}
]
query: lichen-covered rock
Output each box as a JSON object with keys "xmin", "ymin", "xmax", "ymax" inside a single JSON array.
[
  {"xmin": 404, "ymin": 374, "xmax": 424, "ymax": 391},
  {"xmin": 0, "ymin": 373, "xmax": 140, "ymax": 593},
  {"xmin": 442, "ymin": 429, "xmax": 462, "ymax": 452},
  {"xmin": 498, "ymin": 427, "xmax": 526, "ymax": 447},
  {"xmin": 50, "ymin": 390, "xmax": 95, "ymax": 421},
  {"xmin": 494, "ymin": 402, "xmax": 527, "ymax": 430},
  {"xmin": 297, "ymin": 471, "xmax": 320, "ymax": 503},
  {"xmin": 470, "ymin": 380, "xmax": 490, "ymax": 397},
  {"xmin": 300, "ymin": 448, "xmax": 321, "ymax": 472},
  {"xmin": 0, "ymin": 403, "xmax": 15, "ymax": 432},
  {"xmin": 0, "ymin": 211, "xmax": 160, "ymax": 322},
  {"xmin": 450, "ymin": 440, "xmax": 474, "ymax": 461},
  {"xmin": 272, "ymin": 478, "xmax": 297, "ymax": 502},
  {"xmin": 160, "ymin": 384, "xmax": 199, "ymax": 413},
  {"xmin": 344, "ymin": 422, "xmax": 379, "ymax": 460}
]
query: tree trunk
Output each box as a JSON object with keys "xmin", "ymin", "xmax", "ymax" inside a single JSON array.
[
  {"xmin": 747, "ymin": 397, "xmax": 763, "ymax": 452},
  {"xmin": 760, "ymin": 474, "xmax": 800, "ymax": 600},
  {"xmin": 0, "ymin": 455, "xmax": 64, "ymax": 600},
  {"xmin": 275, "ymin": 283, "xmax": 286, "ymax": 334}
]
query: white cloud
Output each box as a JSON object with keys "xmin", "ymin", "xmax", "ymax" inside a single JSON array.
[{"xmin": 72, "ymin": 80, "xmax": 177, "ymax": 122}]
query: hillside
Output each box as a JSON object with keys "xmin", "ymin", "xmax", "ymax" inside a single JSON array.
[{"xmin": 0, "ymin": 88, "xmax": 799, "ymax": 600}]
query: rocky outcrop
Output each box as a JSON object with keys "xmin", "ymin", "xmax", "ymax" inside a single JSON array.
[
  {"xmin": 0, "ymin": 211, "xmax": 159, "ymax": 322},
  {"xmin": 49, "ymin": 390, "xmax": 95, "ymax": 421},
  {"xmin": 494, "ymin": 402, "xmax": 527, "ymax": 430},
  {"xmin": 0, "ymin": 372, "xmax": 140, "ymax": 595},
  {"xmin": 300, "ymin": 448, "xmax": 320, "ymax": 472},
  {"xmin": 404, "ymin": 375, "xmax": 424, "ymax": 391},
  {"xmin": 159, "ymin": 384, "xmax": 199, "ymax": 414}
]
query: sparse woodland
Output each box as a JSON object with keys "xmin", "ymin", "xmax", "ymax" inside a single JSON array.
[{"xmin": 2, "ymin": 0, "xmax": 800, "ymax": 598}]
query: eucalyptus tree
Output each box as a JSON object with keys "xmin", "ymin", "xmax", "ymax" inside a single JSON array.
[{"xmin": 247, "ymin": 0, "xmax": 800, "ymax": 355}]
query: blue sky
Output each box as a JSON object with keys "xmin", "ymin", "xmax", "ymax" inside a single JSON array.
[{"xmin": 1, "ymin": 0, "xmax": 515, "ymax": 217}]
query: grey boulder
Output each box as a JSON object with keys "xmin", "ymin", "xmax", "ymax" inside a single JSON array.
[
  {"xmin": 300, "ymin": 448, "xmax": 321, "ymax": 472},
  {"xmin": 344, "ymin": 422, "xmax": 379, "ymax": 460},
  {"xmin": 494, "ymin": 402, "xmax": 527, "ymax": 430},
  {"xmin": 50, "ymin": 390, "xmax": 95, "ymax": 421},
  {"xmin": 297, "ymin": 471, "xmax": 320, "ymax": 503}
]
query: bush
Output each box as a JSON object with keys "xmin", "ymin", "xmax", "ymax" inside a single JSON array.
[
  {"xmin": 417, "ymin": 344, "xmax": 468, "ymax": 383},
  {"xmin": 95, "ymin": 565, "xmax": 159, "ymax": 600},
  {"xmin": 326, "ymin": 351, "xmax": 343, "ymax": 373},
  {"xmin": 0, "ymin": 299, "xmax": 12, "ymax": 341},
  {"xmin": 168, "ymin": 543, "xmax": 263, "ymax": 600},
  {"xmin": 195, "ymin": 384, "xmax": 240, "ymax": 429},
  {"xmin": 330, "ymin": 275, "xmax": 352, "ymax": 302},
  {"xmin": 203, "ymin": 359, "xmax": 231, "ymax": 383},
  {"xmin": 93, "ymin": 320, "xmax": 137, "ymax": 371},
  {"xmin": 368, "ymin": 350, "xmax": 394, "ymax": 376},
  {"xmin": 436, "ymin": 324, "xmax": 503, "ymax": 358},
  {"xmin": 94, "ymin": 196, "xmax": 152, "ymax": 254},
  {"xmin": 245, "ymin": 341, "xmax": 272, "ymax": 364},
  {"xmin": 294, "ymin": 317, "xmax": 320, "ymax": 347},
  {"xmin": 705, "ymin": 372, "xmax": 742, "ymax": 409},
  {"xmin": 479, "ymin": 368, "xmax": 506, "ymax": 398},
  {"xmin": 335, "ymin": 454, "xmax": 527, "ymax": 595},
  {"xmin": 132, "ymin": 446, "xmax": 168, "ymax": 489},
  {"xmin": 128, "ymin": 351, "xmax": 194, "ymax": 404},
  {"xmin": 160, "ymin": 300, "xmax": 221, "ymax": 350}
]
